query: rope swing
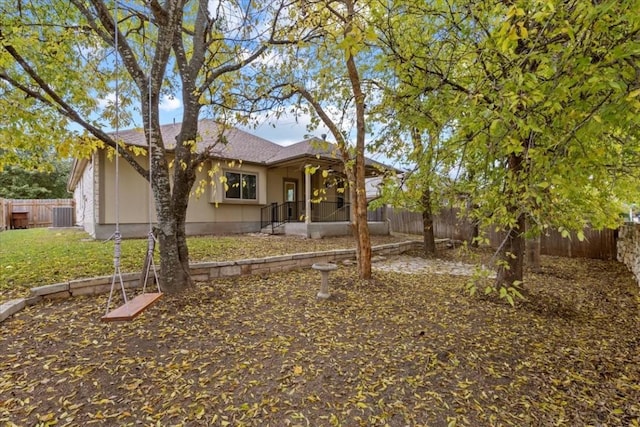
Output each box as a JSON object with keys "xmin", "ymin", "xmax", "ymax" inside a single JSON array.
[
  {"xmin": 139, "ymin": 43, "xmax": 161, "ymax": 296},
  {"xmin": 102, "ymin": 0, "xmax": 162, "ymax": 322}
]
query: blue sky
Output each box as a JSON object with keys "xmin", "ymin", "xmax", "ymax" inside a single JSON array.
[{"xmin": 156, "ymin": 95, "xmax": 331, "ymax": 147}]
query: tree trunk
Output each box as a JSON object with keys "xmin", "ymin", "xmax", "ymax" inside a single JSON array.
[
  {"xmin": 344, "ymin": 0, "xmax": 371, "ymax": 280},
  {"xmin": 156, "ymin": 222, "xmax": 192, "ymax": 293},
  {"xmin": 172, "ymin": 110, "xmax": 200, "ymax": 285},
  {"xmin": 422, "ymin": 187, "xmax": 436, "ymax": 256},
  {"xmin": 166, "ymin": 167, "xmax": 196, "ymax": 293},
  {"xmin": 469, "ymin": 201, "xmax": 479, "ymax": 248},
  {"xmin": 144, "ymin": 86, "xmax": 198, "ymax": 294},
  {"xmin": 150, "ymin": 159, "xmax": 193, "ymax": 294},
  {"xmin": 347, "ymin": 164, "xmax": 372, "ymax": 279},
  {"xmin": 496, "ymin": 211, "xmax": 526, "ymax": 287},
  {"xmin": 495, "ymin": 151, "xmax": 526, "ymax": 287},
  {"xmin": 353, "ymin": 187, "xmax": 372, "ymax": 279},
  {"xmin": 471, "ymin": 219, "xmax": 479, "ymax": 248}
]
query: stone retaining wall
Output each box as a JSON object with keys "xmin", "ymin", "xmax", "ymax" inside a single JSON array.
[
  {"xmin": 617, "ymin": 224, "xmax": 640, "ymax": 287},
  {"xmin": 0, "ymin": 240, "xmax": 422, "ymax": 323}
]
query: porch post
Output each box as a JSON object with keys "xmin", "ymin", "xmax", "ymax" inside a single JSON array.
[{"xmin": 305, "ymin": 165, "xmax": 311, "ymax": 224}]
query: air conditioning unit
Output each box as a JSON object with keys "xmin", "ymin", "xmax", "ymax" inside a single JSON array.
[{"xmin": 52, "ymin": 207, "xmax": 74, "ymax": 227}]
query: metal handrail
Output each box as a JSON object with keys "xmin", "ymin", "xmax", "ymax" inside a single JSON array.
[{"xmin": 260, "ymin": 201, "xmax": 353, "ymax": 232}]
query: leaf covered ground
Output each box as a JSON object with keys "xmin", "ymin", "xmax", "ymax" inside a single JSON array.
[{"xmin": 1, "ymin": 248, "xmax": 639, "ymax": 426}]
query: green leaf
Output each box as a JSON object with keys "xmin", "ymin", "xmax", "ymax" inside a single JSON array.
[{"xmin": 499, "ymin": 287, "xmax": 507, "ymax": 299}]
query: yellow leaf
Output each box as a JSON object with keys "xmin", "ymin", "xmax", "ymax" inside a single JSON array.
[
  {"xmin": 627, "ymin": 88, "xmax": 640, "ymax": 99},
  {"xmin": 38, "ymin": 412, "xmax": 56, "ymax": 422},
  {"xmin": 195, "ymin": 406, "xmax": 205, "ymax": 419},
  {"xmin": 518, "ymin": 22, "xmax": 528, "ymax": 38},
  {"xmin": 293, "ymin": 365, "xmax": 303, "ymax": 375},
  {"xmin": 125, "ymin": 379, "xmax": 142, "ymax": 391}
]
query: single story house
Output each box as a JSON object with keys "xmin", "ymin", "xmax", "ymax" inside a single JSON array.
[{"xmin": 67, "ymin": 119, "xmax": 392, "ymax": 239}]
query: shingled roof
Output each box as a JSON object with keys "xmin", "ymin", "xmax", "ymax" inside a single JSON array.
[
  {"xmin": 114, "ymin": 119, "xmax": 393, "ymax": 171},
  {"xmin": 116, "ymin": 119, "xmax": 284, "ymax": 164},
  {"xmin": 265, "ymin": 138, "xmax": 339, "ymax": 163}
]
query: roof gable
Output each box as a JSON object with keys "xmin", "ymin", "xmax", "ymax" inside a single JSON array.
[{"xmin": 266, "ymin": 138, "xmax": 341, "ymax": 164}]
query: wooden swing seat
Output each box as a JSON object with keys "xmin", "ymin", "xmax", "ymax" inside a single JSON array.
[{"xmin": 101, "ymin": 292, "xmax": 163, "ymax": 322}]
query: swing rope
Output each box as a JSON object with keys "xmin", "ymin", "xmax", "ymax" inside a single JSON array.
[
  {"xmin": 104, "ymin": 0, "xmax": 126, "ymax": 315},
  {"xmin": 102, "ymin": 0, "xmax": 161, "ymax": 321},
  {"xmin": 140, "ymin": 0, "xmax": 160, "ymax": 294}
]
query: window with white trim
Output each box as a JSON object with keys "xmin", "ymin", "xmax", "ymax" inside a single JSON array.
[{"xmin": 224, "ymin": 171, "xmax": 257, "ymax": 200}]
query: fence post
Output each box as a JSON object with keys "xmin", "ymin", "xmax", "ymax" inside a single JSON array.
[
  {"xmin": 0, "ymin": 198, "xmax": 4, "ymax": 230},
  {"xmin": 8, "ymin": 200, "xmax": 12, "ymax": 230}
]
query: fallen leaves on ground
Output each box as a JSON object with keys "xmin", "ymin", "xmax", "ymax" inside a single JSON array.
[{"xmin": 1, "ymin": 253, "xmax": 639, "ymax": 426}]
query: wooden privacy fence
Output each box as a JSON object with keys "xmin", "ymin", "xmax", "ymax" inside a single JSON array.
[
  {"xmin": 387, "ymin": 207, "xmax": 475, "ymax": 241},
  {"xmin": 486, "ymin": 227, "xmax": 618, "ymax": 260},
  {"xmin": 0, "ymin": 198, "xmax": 75, "ymax": 230},
  {"xmin": 386, "ymin": 206, "xmax": 617, "ymax": 260}
]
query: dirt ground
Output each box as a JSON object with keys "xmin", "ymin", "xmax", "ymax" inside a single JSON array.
[{"xmin": 1, "ymin": 248, "xmax": 639, "ymax": 426}]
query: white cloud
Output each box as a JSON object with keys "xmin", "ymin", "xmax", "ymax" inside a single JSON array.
[
  {"xmin": 242, "ymin": 111, "xmax": 331, "ymax": 146},
  {"xmin": 208, "ymin": 0, "xmax": 245, "ymax": 33},
  {"xmin": 96, "ymin": 92, "xmax": 116, "ymax": 109},
  {"xmin": 254, "ymin": 49, "xmax": 287, "ymax": 67},
  {"xmin": 97, "ymin": 93, "xmax": 180, "ymax": 112},
  {"xmin": 159, "ymin": 95, "xmax": 182, "ymax": 111}
]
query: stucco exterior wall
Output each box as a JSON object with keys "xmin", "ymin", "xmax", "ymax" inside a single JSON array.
[
  {"xmin": 96, "ymin": 153, "xmax": 270, "ymax": 235},
  {"xmin": 73, "ymin": 156, "xmax": 97, "ymax": 237},
  {"xmin": 100, "ymin": 150, "xmax": 155, "ymax": 224},
  {"xmin": 266, "ymin": 167, "xmax": 304, "ymax": 205}
]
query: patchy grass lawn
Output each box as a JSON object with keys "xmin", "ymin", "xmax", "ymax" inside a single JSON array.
[
  {"xmin": 0, "ymin": 228, "xmax": 409, "ymax": 300},
  {"xmin": 1, "ymin": 250, "xmax": 639, "ymax": 426}
]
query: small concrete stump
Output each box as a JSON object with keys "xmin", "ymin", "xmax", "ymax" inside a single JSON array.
[{"xmin": 312, "ymin": 262, "xmax": 338, "ymax": 299}]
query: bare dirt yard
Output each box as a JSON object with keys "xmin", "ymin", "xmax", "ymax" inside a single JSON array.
[{"xmin": 1, "ymin": 243, "xmax": 639, "ymax": 426}]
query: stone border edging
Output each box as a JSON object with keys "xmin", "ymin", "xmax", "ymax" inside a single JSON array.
[{"xmin": 0, "ymin": 240, "xmax": 423, "ymax": 323}]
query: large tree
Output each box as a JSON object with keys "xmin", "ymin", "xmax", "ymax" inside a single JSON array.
[
  {"xmin": 0, "ymin": 158, "xmax": 71, "ymax": 199},
  {"xmin": 1, "ymin": 0, "xmax": 308, "ymax": 292},
  {"xmin": 265, "ymin": 0, "xmax": 378, "ymax": 279},
  {"xmin": 455, "ymin": 0, "xmax": 640, "ymax": 288},
  {"xmin": 375, "ymin": 0, "xmax": 640, "ymax": 293}
]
